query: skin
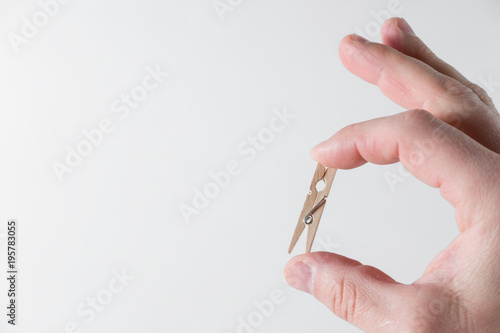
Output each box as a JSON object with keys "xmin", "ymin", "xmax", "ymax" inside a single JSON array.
[{"xmin": 284, "ymin": 18, "xmax": 500, "ymax": 333}]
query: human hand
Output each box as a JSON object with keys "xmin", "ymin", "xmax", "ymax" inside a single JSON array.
[{"xmin": 285, "ymin": 18, "xmax": 500, "ymax": 332}]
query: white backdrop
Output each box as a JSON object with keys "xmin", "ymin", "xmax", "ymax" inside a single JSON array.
[{"xmin": 0, "ymin": 0, "xmax": 499, "ymax": 332}]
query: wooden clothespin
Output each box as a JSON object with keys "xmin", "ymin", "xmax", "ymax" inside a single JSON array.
[{"xmin": 288, "ymin": 163, "xmax": 337, "ymax": 254}]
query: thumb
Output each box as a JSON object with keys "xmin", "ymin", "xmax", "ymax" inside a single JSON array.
[{"xmin": 285, "ymin": 252, "xmax": 412, "ymax": 331}]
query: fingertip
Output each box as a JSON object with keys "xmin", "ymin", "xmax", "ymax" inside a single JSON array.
[
  {"xmin": 284, "ymin": 256, "xmax": 300, "ymax": 275},
  {"xmin": 381, "ymin": 17, "xmax": 400, "ymax": 34},
  {"xmin": 338, "ymin": 34, "xmax": 351, "ymax": 51},
  {"xmin": 339, "ymin": 34, "xmax": 369, "ymax": 66},
  {"xmin": 381, "ymin": 17, "xmax": 404, "ymax": 47},
  {"xmin": 350, "ymin": 33, "xmax": 369, "ymax": 43},
  {"xmin": 311, "ymin": 135, "xmax": 367, "ymax": 170},
  {"xmin": 310, "ymin": 141, "xmax": 324, "ymax": 161},
  {"xmin": 397, "ymin": 18, "xmax": 415, "ymax": 35},
  {"xmin": 311, "ymin": 139, "xmax": 333, "ymax": 165},
  {"xmin": 340, "ymin": 34, "xmax": 369, "ymax": 47},
  {"xmin": 285, "ymin": 256, "xmax": 314, "ymax": 294},
  {"xmin": 285, "ymin": 254, "xmax": 307, "ymax": 269}
]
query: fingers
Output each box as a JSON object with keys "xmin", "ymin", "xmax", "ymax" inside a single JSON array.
[
  {"xmin": 285, "ymin": 252, "xmax": 408, "ymax": 331},
  {"xmin": 381, "ymin": 18, "xmax": 496, "ymax": 109},
  {"xmin": 339, "ymin": 27, "xmax": 500, "ymax": 153},
  {"xmin": 339, "ymin": 33, "xmax": 473, "ymax": 115},
  {"xmin": 379, "ymin": 17, "xmax": 500, "ymax": 153},
  {"xmin": 312, "ymin": 110, "xmax": 499, "ymax": 231}
]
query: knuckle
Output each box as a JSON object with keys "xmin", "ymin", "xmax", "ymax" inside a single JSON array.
[
  {"xmin": 441, "ymin": 78, "xmax": 481, "ymax": 111},
  {"xmin": 399, "ymin": 110, "xmax": 441, "ymax": 167},
  {"xmin": 346, "ymin": 121, "xmax": 362, "ymax": 133},
  {"xmin": 326, "ymin": 266, "xmax": 370, "ymax": 323},
  {"xmin": 355, "ymin": 265, "xmax": 392, "ymax": 282},
  {"xmin": 469, "ymin": 83, "xmax": 495, "ymax": 106},
  {"xmin": 345, "ymin": 121, "xmax": 368, "ymax": 147},
  {"xmin": 402, "ymin": 109, "xmax": 435, "ymax": 128},
  {"xmin": 328, "ymin": 274, "xmax": 361, "ymax": 323},
  {"xmin": 439, "ymin": 76, "xmax": 473, "ymax": 97},
  {"xmin": 469, "ymin": 82, "xmax": 487, "ymax": 96},
  {"xmin": 439, "ymin": 77, "xmax": 482, "ymax": 107}
]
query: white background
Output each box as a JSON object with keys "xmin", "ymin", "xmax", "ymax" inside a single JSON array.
[{"xmin": 0, "ymin": 0, "xmax": 499, "ymax": 332}]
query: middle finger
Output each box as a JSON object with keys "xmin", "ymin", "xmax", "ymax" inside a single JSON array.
[{"xmin": 339, "ymin": 35, "xmax": 497, "ymax": 151}]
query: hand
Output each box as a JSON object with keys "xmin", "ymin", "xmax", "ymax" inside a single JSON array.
[{"xmin": 285, "ymin": 18, "xmax": 500, "ymax": 333}]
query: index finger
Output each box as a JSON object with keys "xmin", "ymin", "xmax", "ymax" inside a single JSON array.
[{"xmin": 312, "ymin": 110, "xmax": 499, "ymax": 231}]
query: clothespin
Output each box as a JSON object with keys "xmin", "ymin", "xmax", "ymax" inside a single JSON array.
[{"xmin": 288, "ymin": 163, "xmax": 337, "ymax": 254}]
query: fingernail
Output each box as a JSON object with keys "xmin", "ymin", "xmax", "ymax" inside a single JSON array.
[
  {"xmin": 397, "ymin": 18, "xmax": 415, "ymax": 35},
  {"xmin": 286, "ymin": 262, "xmax": 313, "ymax": 294},
  {"xmin": 350, "ymin": 33, "xmax": 369, "ymax": 43}
]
